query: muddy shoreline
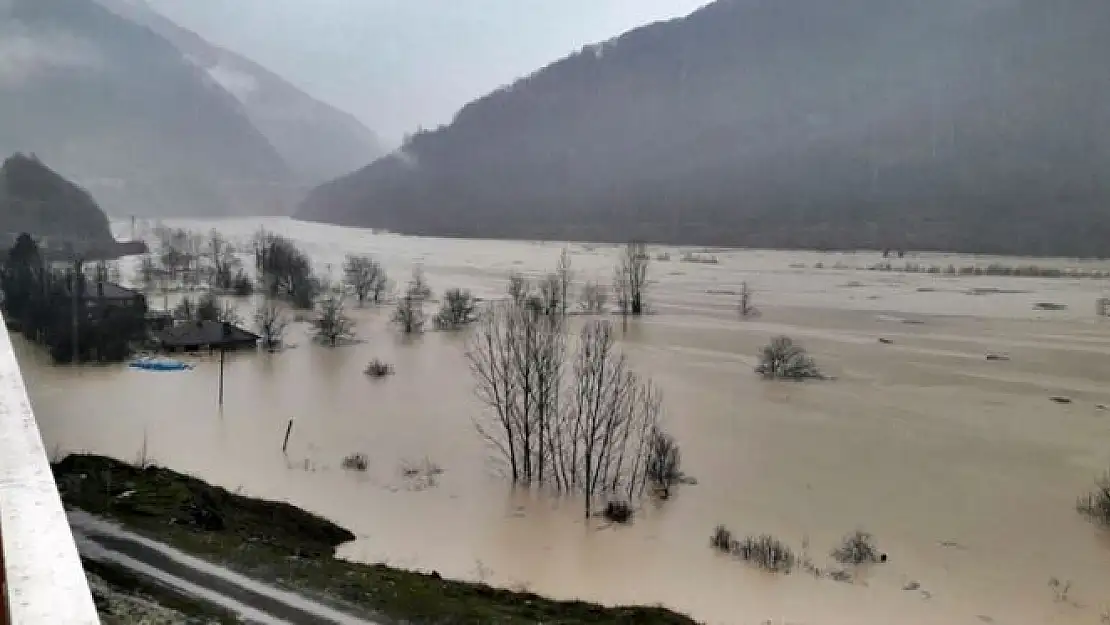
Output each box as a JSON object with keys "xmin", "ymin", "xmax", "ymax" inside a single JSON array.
[{"xmin": 54, "ymin": 454, "xmax": 698, "ymax": 624}]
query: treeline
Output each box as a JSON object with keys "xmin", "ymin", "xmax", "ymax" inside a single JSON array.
[{"xmin": 2, "ymin": 234, "xmax": 146, "ymax": 363}]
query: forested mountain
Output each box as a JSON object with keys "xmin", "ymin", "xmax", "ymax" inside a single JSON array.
[
  {"xmin": 95, "ymin": 0, "xmax": 384, "ymax": 186},
  {"xmin": 0, "ymin": 0, "xmax": 291, "ymax": 218},
  {"xmin": 0, "ymin": 154, "xmax": 114, "ymax": 246},
  {"xmin": 298, "ymin": 0, "xmax": 1110, "ymax": 257}
]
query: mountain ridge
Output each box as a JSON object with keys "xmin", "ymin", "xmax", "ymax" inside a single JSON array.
[
  {"xmin": 93, "ymin": 0, "xmax": 385, "ymax": 186},
  {"xmin": 297, "ymin": 0, "xmax": 1110, "ymax": 257},
  {"xmin": 0, "ymin": 0, "xmax": 292, "ymax": 218}
]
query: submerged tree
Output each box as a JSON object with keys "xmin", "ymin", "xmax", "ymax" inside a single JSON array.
[
  {"xmin": 343, "ymin": 254, "xmax": 389, "ymax": 305},
  {"xmin": 255, "ymin": 232, "xmax": 318, "ymax": 308},
  {"xmin": 313, "ymin": 295, "xmax": 355, "ymax": 346},
  {"xmin": 468, "ymin": 297, "xmax": 674, "ymax": 518},
  {"xmin": 614, "ymin": 241, "xmax": 649, "ymax": 322},
  {"xmin": 756, "ymin": 336, "xmax": 822, "ymax": 380},
  {"xmin": 254, "ymin": 301, "xmax": 289, "ymax": 351},
  {"xmin": 578, "ymin": 281, "xmax": 608, "ymax": 314},
  {"xmin": 434, "ymin": 288, "xmax": 478, "ymax": 330},
  {"xmin": 392, "ymin": 291, "xmax": 425, "ymax": 334}
]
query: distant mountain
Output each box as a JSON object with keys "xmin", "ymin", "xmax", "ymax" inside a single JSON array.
[
  {"xmin": 0, "ymin": 0, "xmax": 291, "ymax": 218},
  {"xmin": 298, "ymin": 0, "xmax": 1110, "ymax": 257},
  {"xmin": 0, "ymin": 153, "xmax": 114, "ymax": 246},
  {"xmin": 95, "ymin": 0, "xmax": 384, "ymax": 186}
]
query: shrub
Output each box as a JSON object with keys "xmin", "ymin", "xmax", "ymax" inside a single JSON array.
[
  {"xmin": 735, "ymin": 534, "xmax": 796, "ymax": 573},
  {"xmin": 341, "ymin": 453, "xmax": 368, "ymax": 472},
  {"xmin": 831, "ymin": 530, "xmax": 886, "ymax": 564},
  {"xmin": 756, "ymin": 336, "xmax": 822, "ymax": 379},
  {"xmin": 364, "ymin": 359, "xmax": 394, "ymax": 378},
  {"xmin": 710, "ymin": 525, "xmax": 734, "ymax": 552},
  {"xmin": 434, "ymin": 288, "xmax": 477, "ymax": 330},
  {"xmin": 1078, "ymin": 473, "xmax": 1110, "ymax": 525},
  {"xmin": 231, "ymin": 270, "xmax": 254, "ymax": 296},
  {"xmin": 602, "ymin": 501, "xmax": 634, "ymax": 524},
  {"xmin": 645, "ymin": 427, "xmax": 682, "ymax": 495}
]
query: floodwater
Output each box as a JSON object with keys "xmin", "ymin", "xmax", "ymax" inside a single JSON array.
[{"xmin": 17, "ymin": 217, "xmax": 1110, "ymax": 625}]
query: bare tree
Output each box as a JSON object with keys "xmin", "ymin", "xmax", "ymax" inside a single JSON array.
[
  {"xmin": 255, "ymin": 301, "xmax": 289, "ymax": 351},
  {"xmin": 408, "ymin": 266, "xmax": 433, "ymax": 300},
  {"xmin": 466, "ymin": 301, "xmax": 565, "ymax": 485},
  {"xmin": 392, "ymin": 293, "xmax": 425, "ymax": 334},
  {"xmin": 314, "ymin": 296, "xmax": 355, "ymax": 346},
  {"xmin": 614, "ymin": 241, "xmax": 649, "ymax": 323},
  {"xmin": 467, "ymin": 293, "xmax": 673, "ymax": 519},
  {"xmin": 556, "ymin": 247, "xmax": 572, "ymax": 317},
  {"xmin": 434, "ymin": 288, "xmax": 478, "ymax": 330},
  {"xmin": 343, "ymin": 254, "xmax": 389, "ymax": 305},
  {"xmin": 578, "ymin": 281, "xmax": 608, "ymax": 314}
]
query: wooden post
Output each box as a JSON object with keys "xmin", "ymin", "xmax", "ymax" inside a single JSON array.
[
  {"xmin": 217, "ymin": 347, "xmax": 226, "ymax": 405},
  {"xmin": 282, "ymin": 419, "xmax": 294, "ymax": 454}
]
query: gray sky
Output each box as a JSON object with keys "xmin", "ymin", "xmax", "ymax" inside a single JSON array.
[{"xmin": 144, "ymin": 0, "xmax": 711, "ymax": 145}]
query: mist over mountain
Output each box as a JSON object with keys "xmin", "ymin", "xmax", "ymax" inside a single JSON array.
[
  {"xmin": 298, "ymin": 0, "xmax": 1110, "ymax": 257},
  {"xmin": 95, "ymin": 0, "xmax": 384, "ymax": 186},
  {"xmin": 0, "ymin": 0, "xmax": 292, "ymax": 218}
]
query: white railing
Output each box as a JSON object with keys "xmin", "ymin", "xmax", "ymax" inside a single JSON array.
[{"xmin": 0, "ymin": 317, "xmax": 99, "ymax": 624}]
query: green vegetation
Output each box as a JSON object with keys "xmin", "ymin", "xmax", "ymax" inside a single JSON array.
[{"xmin": 54, "ymin": 454, "xmax": 699, "ymax": 624}]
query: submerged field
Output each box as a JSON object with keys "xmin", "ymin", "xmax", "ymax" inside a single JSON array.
[{"xmin": 21, "ymin": 217, "xmax": 1110, "ymax": 624}]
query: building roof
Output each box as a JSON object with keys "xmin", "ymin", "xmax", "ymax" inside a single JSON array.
[{"xmin": 156, "ymin": 321, "xmax": 260, "ymax": 349}]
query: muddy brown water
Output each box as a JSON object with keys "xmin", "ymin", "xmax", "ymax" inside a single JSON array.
[{"xmin": 17, "ymin": 218, "xmax": 1110, "ymax": 625}]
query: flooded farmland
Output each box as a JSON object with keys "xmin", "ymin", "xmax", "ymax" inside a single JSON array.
[{"xmin": 18, "ymin": 217, "xmax": 1110, "ymax": 625}]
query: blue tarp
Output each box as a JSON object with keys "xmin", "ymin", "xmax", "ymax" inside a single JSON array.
[{"xmin": 128, "ymin": 357, "xmax": 193, "ymax": 372}]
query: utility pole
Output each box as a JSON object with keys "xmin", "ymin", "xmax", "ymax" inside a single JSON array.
[
  {"xmin": 218, "ymin": 346, "xmax": 226, "ymax": 405},
  {"xmin": 70, "ymin": 256, "xmax": 83, "ymax": 365}
]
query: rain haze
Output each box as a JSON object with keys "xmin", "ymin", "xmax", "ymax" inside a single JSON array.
[{"xmin": 143, "ymin": 0, "xmax": 713, "ymax": 144}]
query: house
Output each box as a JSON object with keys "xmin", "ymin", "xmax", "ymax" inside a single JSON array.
[
  {"xmin": 156, "ymin": 320, "xmax": 259, "ymax": 352},
  {"xmin": 82, "ymin": 281, "xmax": 145, "ymax": 311}
]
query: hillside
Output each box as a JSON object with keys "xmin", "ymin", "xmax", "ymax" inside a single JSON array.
[
  {"xmin": 0, "ymin": 153, "xmax": 114, "ymax": 246},
  {"xmin": 0, "ymin": 0, "xmax": 292, "ymax": 218},
  {"xmin": 298, "ymin": 0, "xmax": 1110, "ymax": 257},
  {"xmin": 95, "ymin": 0, "xmax": 384, "ymax": 186}
]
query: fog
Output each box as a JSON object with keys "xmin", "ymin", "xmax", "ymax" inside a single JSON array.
[{"xmin": 142, "ymin": 0, "xmax": 712, "ymax": 145}]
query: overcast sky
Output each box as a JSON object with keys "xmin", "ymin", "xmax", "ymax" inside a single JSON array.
[{"xmin": 144, "ymin": 0, "xmax": 711, "ymax": 145}]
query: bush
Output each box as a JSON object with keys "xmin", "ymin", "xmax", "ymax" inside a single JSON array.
[
  {"xmin": 434, "ymin": 288, "xmax": 477, "ymax": 330},
  {"xmin": 831, "ymin": 530, "xmax": 886, "ymax": 564},
  {"xmin": 756, "ymin": 336, "xmax": 822, "ymax": 380},
  {"xmin": 1078, "ymin": 473, "xmax": 1110, "ymax": 525},
  {"xmin": 709, "ymin": 526, "xmax": 795, "ymax": 573},
  {"xmin": 364, "ymin": 359, "xmax": 394, "ymax": 378},
  {"xmin": 602, "ymin": 501, "xmax": 634, "ymax": 524},
  {"xmin": 341, "ymin": 453, "xmax": 368, "ymax": 472},
  {"xmin": 710, "ymin": 525, "xmax": 734, "ymax": 552},
  {"xmin": 735, "ymin": 535, "xmax": 796, "ymax": 573}
]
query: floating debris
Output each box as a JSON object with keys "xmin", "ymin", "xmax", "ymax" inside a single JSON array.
[
  {"xmin": 878, "ymin": 338, "xmax": 894, "ymax": 345},
  {"xmin": 1049, "ymin": 396, "xmax": 1073, "ymax": 404},
  {"xmin": 985, "ymin": 353, "xmax": 1010, "ymax": 361}
]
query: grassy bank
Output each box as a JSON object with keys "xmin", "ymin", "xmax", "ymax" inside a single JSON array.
[{"xmin": 54, "ymin": 454, "xmax": 698, "ymax": 624}]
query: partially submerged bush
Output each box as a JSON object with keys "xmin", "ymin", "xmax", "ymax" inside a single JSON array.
[
  {"xmin": 831, "ymin": 530, "xmax": 886, "ymax": 564},
  {"xmin": 710, "ymin": 525, "xmax": 734, "ymax": 552},
  {"xmin": 735, "ymin": 534, "xmax": 796, "ymax": 573},
  {"xmin": 709, "ymin": 525, "xmax": 795, "ymax": 573},
  {"xmin": 1078, "ymin": 473, "xmax": 1110, "ymax": 525},
  {"xmin": 434, "ymin": 288, "xmax": 477, "ymax": 330},
  {"xmin": 341, "ymin": 453, "xmax": 368, "ymax": 472},
  {"xmin": 602, "ymin": 501, "xmax": 634, "ymax": 524},
  {"xmin": 756, "ymin": 336, "xmax": 822, "ymax": 380},
  {"xmin": 364, "ymin": 359, "xmax": 395, "ymax": 378}
]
